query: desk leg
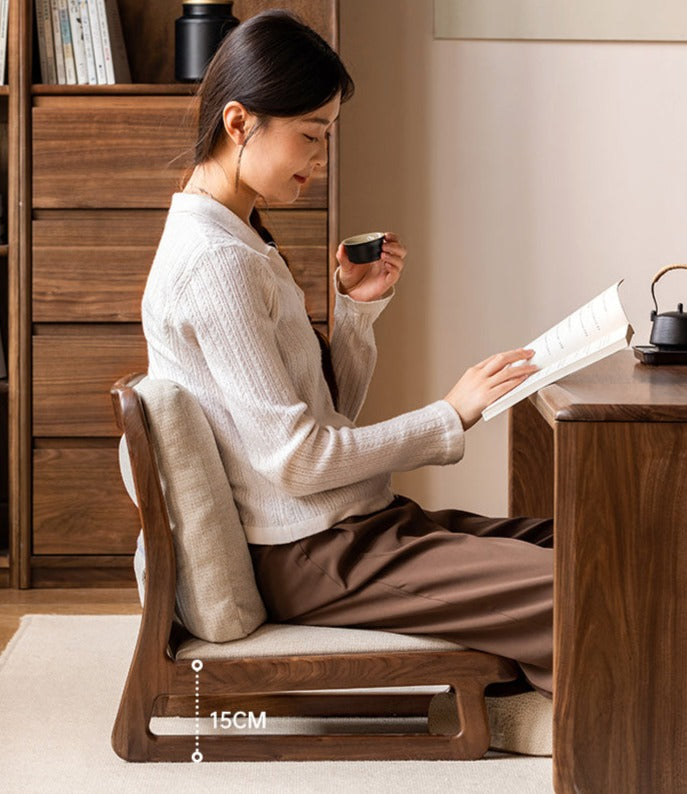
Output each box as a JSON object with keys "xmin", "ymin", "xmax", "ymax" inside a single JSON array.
[
  {"xmin": 508, "ymin": 400, "xmax": 554, "ymax": 519},
  {"xmin": 554, "ymin": 421, "xmax": 687, "ymax": 794}
]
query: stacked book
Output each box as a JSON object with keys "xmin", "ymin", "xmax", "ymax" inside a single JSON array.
[
  {"xmin": 35, "ymin": 0, "xmax": 131, "ymax": 85},
  {"xmin": 0, "ymin": 0, "xmax": 8, "ymax": 85}
]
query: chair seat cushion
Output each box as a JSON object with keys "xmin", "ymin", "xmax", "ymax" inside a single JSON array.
[
  {"xmin": 176, "ymin": 622, "xmax": 464, "ymax": 659},
  {"xmin": 131, "ymin": 376, "xmax": 267, "ymax": 642}
]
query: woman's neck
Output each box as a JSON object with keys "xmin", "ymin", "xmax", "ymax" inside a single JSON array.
[{"xmin": 183, "ymin": 161, "xmax": 256, "ymax": 225}]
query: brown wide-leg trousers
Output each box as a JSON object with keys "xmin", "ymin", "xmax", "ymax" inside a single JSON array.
[{"xmin": 249, "ymin": 495, "xmax": 554, "ymax": 695}]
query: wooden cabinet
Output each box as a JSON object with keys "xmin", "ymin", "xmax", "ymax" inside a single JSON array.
[
  {"xmin": 6, "ymin": 0, "xmax": 339, "ymax": 587},
  {"xmin": 0, "ymin": 69, "xmax": 8, "ymax": 587}
]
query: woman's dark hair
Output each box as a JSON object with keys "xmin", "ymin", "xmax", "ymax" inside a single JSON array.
[
  {"xmin": 185, "ymin": 10, "xmax": 351, "ymax": 409},
  {"xmin": 192, "ymin": 9, "xmax": 355, "ymax": 166}
]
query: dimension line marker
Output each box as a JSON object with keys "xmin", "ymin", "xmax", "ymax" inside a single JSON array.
[{"xmin": 191, "ymin": 659, "xmax": 203, "ymax": 763}]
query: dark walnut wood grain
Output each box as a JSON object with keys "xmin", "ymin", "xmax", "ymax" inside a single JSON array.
[
  {"xmin": 33, "ymin": 331, "xmax": 148, "ymax": 436},
  {"xmin": 509, "ymin": 349, "xmax": 687, "ymax": 794},
  {"xmin": 553, "ymin": 419, "xmax": 687, "ymax": 794},
  {"xmin": 508, "ymin": 398, "xmax": 554, "ymax": 519},
  {"xmin": 33, "ymin": 246, "xmax": 154, "ymax": 323},
  {"xmin": 10, "ymin": 0, "xmax": 35, "ymax": 587},
  {"xmin": 534, "ymin": 349, "xmax": 687, "ymax": 424},
  {"xmin": 32, "ymin": 96, "xmax": 197, "ymax": 209},
  {"xmin": 155, "ymin": 691, "xmax": 436, "ymax": 719},
  {"xmin": 32, "ymin": 208, "xmax": 328, "ymax": 246},
  {"xmin": 233, "ymin": 0, "xmax": 337, "ymax": 44},
  {"xmin": 33, "ymin": 446, "xmax": 140, "ymax": 554},
  {"xmin": 30, "ymin": 555, "xmax": 136, "ymax": 588},
  {"xmin": 32, "ymin": 96, "xmax": 327, "ymax": 210}
]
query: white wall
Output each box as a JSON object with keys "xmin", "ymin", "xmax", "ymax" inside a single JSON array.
[{"xmin": 339, "ymin": 0, "xmax": 687, "ymax": 516}]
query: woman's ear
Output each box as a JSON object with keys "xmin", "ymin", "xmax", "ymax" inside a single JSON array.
[{"xmin": 221, "ymin": 101, "xmax": 254, "ymax": 146}]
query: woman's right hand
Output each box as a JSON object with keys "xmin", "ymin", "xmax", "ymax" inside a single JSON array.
[{"xmin": 444, "ymin": 348, "xmax": 538, "ymax": 430}]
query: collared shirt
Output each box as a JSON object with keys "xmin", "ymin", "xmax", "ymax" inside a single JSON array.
[{"xmin": 141, "ymin": 192, "xmax": 464, "ymax": 544}]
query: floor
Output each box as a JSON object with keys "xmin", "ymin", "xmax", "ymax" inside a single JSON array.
[{"xmin": 0, "ymin": 588, "xmax": 142, "ymax": 654}]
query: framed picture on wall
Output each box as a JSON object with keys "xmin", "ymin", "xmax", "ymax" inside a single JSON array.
[{"xmin": 434, "ymin": 0, "xmax": 687, "ymax": 41}]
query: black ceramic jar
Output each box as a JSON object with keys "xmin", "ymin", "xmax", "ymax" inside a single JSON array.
[{"xmin": 175, "ymin": 0, "xmax": 240, "ymax": 82}]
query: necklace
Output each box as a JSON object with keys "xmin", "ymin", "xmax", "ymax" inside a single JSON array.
[
  {"xmin": 184, "ymin": 180, "xmax": 264, "ymax": 230},
  {"xmin": 185, "ymin": 182, "xmax": 219, "ymax": 202}
]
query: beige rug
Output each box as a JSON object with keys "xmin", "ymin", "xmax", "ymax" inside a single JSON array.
[{"xmin": 0, "ymin": 615, "xmax": 553, "ymax": 793}]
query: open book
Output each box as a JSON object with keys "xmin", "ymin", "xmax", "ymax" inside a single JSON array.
[{"xmin": 482, "ymin": 281, "xmax": 633, "ymax": 421}]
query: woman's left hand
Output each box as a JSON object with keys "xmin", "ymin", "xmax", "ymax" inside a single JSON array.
[{"xmin": 336, "ymin": 232, "xmax": 407, "ymax": 302}]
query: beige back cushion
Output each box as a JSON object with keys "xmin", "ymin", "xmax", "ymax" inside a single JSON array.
[{"xmin": 133, "ymin": 376, "xmax": 267, "ymax": 642}]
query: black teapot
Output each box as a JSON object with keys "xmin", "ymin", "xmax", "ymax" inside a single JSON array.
[
  {"xmin": 649, "ymin": 264, "xmax": 687, "ymax": 349},
  {"xmin": 634, "ymin": 264, "xmax": 687, "ymax": 364}
]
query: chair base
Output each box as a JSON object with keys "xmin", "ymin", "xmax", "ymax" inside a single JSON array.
[
  {"xmin": 121, "ymin": 730, "xmax": 490, "ymax": 763},
  {"xmin": 112, "ymin": 649, "xmax": 520, "ymax": 762}
]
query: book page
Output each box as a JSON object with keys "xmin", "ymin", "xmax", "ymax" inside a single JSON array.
[
  {"xmin": 482, "ymin": 281, "xmax": 632, "ymax": 421},
  {"xmin": 511, "ymin": 281, "xmax": 628, "ymax": 372}
]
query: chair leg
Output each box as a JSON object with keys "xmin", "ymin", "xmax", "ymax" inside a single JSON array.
[
  {"xmin": 111, "ymin": 662, "xmax": 160, "ymax": 761},
  {"xmin": 111, "ymin": 624, "xmax": 176, "ymax": 761},
  {"xmin": 428, "ymin": 682, "xmax": 491, "ymax": 759}
]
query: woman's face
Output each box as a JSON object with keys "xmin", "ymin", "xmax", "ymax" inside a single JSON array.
[{"xmin": 239, "ymin": 94, "xmax": 341, "ymax": 205}]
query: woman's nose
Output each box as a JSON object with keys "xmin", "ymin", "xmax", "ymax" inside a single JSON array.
[{"xmin": 312, "ymin": 138, "xmax": 328, "ymax": 168}]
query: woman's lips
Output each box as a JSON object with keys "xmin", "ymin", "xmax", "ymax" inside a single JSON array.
[{"xmin": 294, "ymin": 174, "xmax": 307, "ymax": 184}]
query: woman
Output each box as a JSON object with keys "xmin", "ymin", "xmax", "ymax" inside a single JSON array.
[{"xmin": 142, "ymin": 10, "xmax": 553, "ymax": 702}]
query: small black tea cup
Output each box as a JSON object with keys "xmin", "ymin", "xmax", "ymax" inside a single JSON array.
[{"xmin": 343, "ymin": 232, "xmax": 385, "ymax": 264}]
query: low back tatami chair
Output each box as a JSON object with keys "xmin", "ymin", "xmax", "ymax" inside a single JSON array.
[{"xmin": 110, "ymin": 373, "xmax": 518, "ymax": 762}]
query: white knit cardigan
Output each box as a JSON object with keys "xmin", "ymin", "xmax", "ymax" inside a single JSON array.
[{"xmin": 142, "ymin": 193, "xmax": 465, "ymax": 544}]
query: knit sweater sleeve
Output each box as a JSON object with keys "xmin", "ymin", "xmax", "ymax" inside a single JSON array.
[
  {"xmin": 183, "ymin": 246, "xmax": 465, "ymax": 499},
  {"xmin": 329, "ymin": 267, "xmax": 393, "ymax": 422}
]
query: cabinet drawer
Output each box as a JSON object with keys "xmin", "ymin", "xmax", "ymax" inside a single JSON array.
[
  {"xmin": 33, "ymin": 332, "xmax": 148, "ymax": 436},
  {"xmin": 32, "ymin": 96, "xmax": 327, "ymax": 209},
  {"xmin": 33, "ymin": 211, "xmax": 166, "ymax": 322},
  {"xmin": 33, "ymin": 210, "xmax": 329, "ymax": 322},
  {"xmin": 33, "ymin": 446, "xmax": 140, "ymax": 554},
  {"xmin": 33, "ymin": 246, "xmax": 153, "ymax": 322},
  {"xmin": 33, "ymin": 97, "xmax": 194, "ymax": 209}
]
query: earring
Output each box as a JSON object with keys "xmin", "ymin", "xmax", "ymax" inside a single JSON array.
[{"xmin": 234, "ymin": 144, "xmax": 245, "ymax": 190}]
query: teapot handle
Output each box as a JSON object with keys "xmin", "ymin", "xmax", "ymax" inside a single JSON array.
[{"xmin": 651, "ymin": 264, "xmax": 687, "ymax": 315}]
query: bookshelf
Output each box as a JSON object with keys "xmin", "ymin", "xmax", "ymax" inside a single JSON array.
[
  {"xmin": 0, "ymin": 3, "xmax": 9, "ymax": 587},
  {"xmin": 4, "ymin": 0, "xmax": 339, "ymax": 588}
]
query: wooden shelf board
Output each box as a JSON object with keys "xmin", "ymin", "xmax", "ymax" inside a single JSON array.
[
  {"xmin": 0, "ymin": 86, "xmax": 8, "ymax": 97},
  {"xmin": 0, "ymin": 554, "xmax": 9, "ymax": 569},
  {"xmin": 0, "ymin": 379, "xmax": 7, "ymax": 394},
  {"xmin": 0, "ymin": 244, "xmax": 8, "ymax": 257},
  {"xmin": 32, "ymin": 83, "xmax": 198, "ymax": 96}
]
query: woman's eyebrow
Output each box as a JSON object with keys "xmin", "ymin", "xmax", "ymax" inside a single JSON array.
[{"xmin": 304, "ymin": 115, "xmax": 340, "ymax": 126}]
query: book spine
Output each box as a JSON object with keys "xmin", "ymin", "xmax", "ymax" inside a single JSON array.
[
  {"xmin": 95, "ymin": 0, "xmax": 113, "ymax": 83},
  {"xmin": 102, "ymin": 0, "xmax": 131, "ymax": 84},
  {"xmin": 50, "ymin": 0, "xmax": 67, "ymax": 84},
  {"xmin": 78, "ymin": 0, "xmax": 98, "ymax": 84},
  {"xmin": 35, "ymin": 0, "xmax": 58, "ymax": 84},
  {"xmin": 0, "ymin": 0, "xmax": 9, "ymax": 85},
  {"xmin": 67, "ymin": 0, "xmax": 88, "ymax": 83},
  {"xmin": 57, "ymin": 0, "xmax": 77, "ymax": 84},
  {"xmin": 34, "ymin": 0, "xmax": 48, "ymax": 82},
  {"xmin": 85, "ymin": 0, "xmax": 106, "ymax": 84}
]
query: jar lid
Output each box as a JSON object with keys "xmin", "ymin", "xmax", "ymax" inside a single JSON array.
[{"xmin": 182, "ymin": 0, "xmax": 232, "ymax": 4}]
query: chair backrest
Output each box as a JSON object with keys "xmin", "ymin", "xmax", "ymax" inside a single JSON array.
[{"xmin": 112, "ymin": 373, "xmax": 267, "ymax": 643}]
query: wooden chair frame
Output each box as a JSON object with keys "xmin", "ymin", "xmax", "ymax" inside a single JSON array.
[{"xmin": 110, "ymin": 373, "xmax": 518, "ymax": 762}]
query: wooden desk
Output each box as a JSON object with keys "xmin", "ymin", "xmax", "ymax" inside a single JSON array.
[{"xmin": 509, "ymin": 349, "xmax": 687, "ymax": 794}]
